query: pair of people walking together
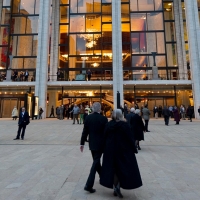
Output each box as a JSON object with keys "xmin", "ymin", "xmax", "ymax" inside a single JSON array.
[{"xmin": 80, "ymin": 102, "xmax": 142, "ymax": 198}]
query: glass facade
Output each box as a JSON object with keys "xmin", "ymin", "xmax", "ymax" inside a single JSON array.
[
  {"xmin": 0, "ymin": 0, "xmax": 40, "ymax": 81},
  {"xmin": 121, "ymin": 0, "xmax": 182, "ymax": 81},
  {"xmin": 58, "ymin": 0, "xmax": 112, "ymax": 81}
]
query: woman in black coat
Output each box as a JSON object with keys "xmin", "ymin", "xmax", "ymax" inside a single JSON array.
[
  {"xmin": 134, "ymin": 109, "xmax": 145, "ymax": 150},
  {"xmin": 100, "ymin": 109, "xmax": 142, "ymax": 198},
  {"xmin": 173, "ymin": 106, "xmax": 180, "ymax": 124}
]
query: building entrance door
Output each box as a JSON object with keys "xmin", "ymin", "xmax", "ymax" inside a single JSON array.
[
  {"xmin": 1, "ymin": 98, "xmax": 18, "ymax": 118},
  {"xmin": 136, "ymin": 97, "xmax": 175, "ymax": 118}
]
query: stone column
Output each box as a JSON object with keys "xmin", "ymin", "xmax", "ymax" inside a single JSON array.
[
  {"xmin": 35, "ymin": 0, "xmax": 51, "ymax": 118},
  {"xmin": 174, "ymin": 0, "xmax": 187, "ymax": 80},
  {"xmin": 185, "ymin": 0, "xmax": 200, "ymax": 119},
  {"xmin": 50, "ymin": 0, "xmax": 60, "ymax": 81},
  {"xmin": 112, "ymin": 1, "xmax": 124, "ymax": 109}
]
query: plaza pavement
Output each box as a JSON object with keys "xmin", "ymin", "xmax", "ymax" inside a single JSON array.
[{"xmin": 0, "ymin": 117, "xmax": 200, "ymax": 200}]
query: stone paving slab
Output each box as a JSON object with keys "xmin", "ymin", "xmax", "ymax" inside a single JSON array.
[{"xmin": 0, "ymin": 118, "xmax": 200, "ymax": 200}]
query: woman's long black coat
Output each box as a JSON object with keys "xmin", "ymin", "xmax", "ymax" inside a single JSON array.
[
  {"xmin": 100, "ymin": 120, "xmax": 143, "ymax": 190},
  {"xmin": 133, "ymin": 114, "xmax": 145, "ymax": 141}
]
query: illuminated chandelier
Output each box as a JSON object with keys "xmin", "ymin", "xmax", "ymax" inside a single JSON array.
[{"xmin": 79, "ymin": 29, "xmax": 101, "ymax": 48}]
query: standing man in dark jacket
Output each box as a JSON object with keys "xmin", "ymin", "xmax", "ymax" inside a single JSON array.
[
  {"xmin": 187, "ymin": 105, "xmax": 194, "ymax": 122},
  {"xmin": 162, "ymin": 106, "xmax": 170, "ymax": 126},
  {"xmin": 80, "ymin": 102, "xmax": 108, "ymax": 193},
  {"xmin": 13, "ymin": 107, "xmax": 29, "ymax": 140}
]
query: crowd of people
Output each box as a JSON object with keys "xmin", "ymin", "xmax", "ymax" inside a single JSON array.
[
  {"xmin": 11, "ymin": 70, "xmax": 34, "ymax": 82},
  {"xmin": 50, "ymin": 104, "xmax": 92, "ymax": 125}
]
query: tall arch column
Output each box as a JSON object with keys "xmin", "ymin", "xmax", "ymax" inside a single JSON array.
[
  {"xmin": 50, "ymin": 0, "xmax": 60, "ymax": 81},
  {"xmin": 112, "ymin": 1, "xmax": 124, "ymax": 109},
  {"xmin": 174, "ymin": 0, "xmax": 187, "ymax": 80},
  {"xmin": 35, "ymin": 0, "xmax": 51, "ymax": 118},
  {"xmin": 185, "ymin": 0, "xmax": 200, "ymax": 119}
]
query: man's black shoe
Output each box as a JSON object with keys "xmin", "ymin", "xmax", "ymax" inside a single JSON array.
[
  {"xmin": 21, "ymin": 138, "xmax": 24, "ymax": 140},
  {"xmin": 13, "ymin": 138, "xmax": 19, "ymax": 140},
  {"xmin": 84, "ymin": 186, "xmax": 96, "ymax": 193},
  {"xmin": 146, "ymin": 130, "xmax": 150, "ymax": 132}
]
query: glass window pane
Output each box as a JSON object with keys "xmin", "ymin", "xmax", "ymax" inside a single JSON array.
[
  {"xmin": 20, "ymin": 0, "xmax": 35, "ymax": 14},
  {"xmin": 60, "ymin": 6, "xmax": 69, "ymax": 23},
  {"xmin": 0, "ymin": 47, "xmax": 8, "ymax": 69},
  {"xmin": 26, "ymin": 16, "xmax": 39, "ymax": 34},
  {"xmin": 86, "ymin": 15, "xmax": 101, "ymax": 32},
  {"xmin": 156, "ymin": 32, "xmax": 165, "ymax": 53},
  {"xmin": 130, "ymin": 0, "xmax": 138, "ymax": 11},
  {"xmin": 121, "ymin": 4, "xmax": 129, "ymax": 22},
  {"xmin": 0, "ymin": 27, "xmax": 9, "ymax": 45},
  {"xmin": 131, "ymin": 13, "xmax": 147, "ymax": 31},
  {"xmin": 138, "ymin": 0, "xmax": 154, "ymax": 11},
  {"xmin": 11, "ymin": 58, "xmax": 23, "ymax": 69},
  {"xmin": 165, "ymin": 22, "xmax": 176, "ymax": 42},
  {"xmin": 3, "ymin": 0, "xmax": 11, "ymax": 6},
  {"xmin": 102, "ymin": 23, "xmax": 112, "ymax": 32},
  {"xmin": 69, "ymin": 34, "xmax": 77, "ymax": 55},
  {"xmin": 60, "ymin": 29, "xmax": 69, "ymax": 44},
  {"xmin": 166, "ymin": 43, "xmax": 177, "ymax": 66},
  {"xmin": 132, "ymin": 56, "xmax": 148, "ymax": 67},
  {"xmin": 102, "ymin": 0, "xmax": 111, "ymax": 3},
  {"xmin": 70, "ymin": 0, "xmax": 77, "ymax": 13},
  {"xmin": 11, "ymin": 36, "xmax": 37, "ymax": 56},
  {"xmin": 94, "ymin": 0, "xmax": 101, "ymax": 12},
  {"xmin": 70, "ymin": 15, "xmax": 85, "ymax": 32},
  {"xmin": 60, "ymin": 0, "xmax": 69, "ymax": 4},
  {"xmin": 78, "ymin": 0, "xmax": 93, "ymax": 13},
  {"xmin": 131, "ymin": 33, "xmax": 139, "ymax": 54},
  {"xmin": 164, "ymin": 3, "xmax": 174, "ymax": 20},
  {"xmin": 24, "ymin": 58, "xmax": 37, "ymax": 69},
  {"xmin": 146, "ymin": 32, "xmax": 156, "ymax": 53},
  {"xmin": 147, "ymin": 12, "xmax": 163, "ymax": 31},
  {"xmin": 155, "ymin": 0, "xmax": 162, "ymax": 11},
  {"xmin": 150, "ymin": 56, "xmax": 166, "ymax": 67},
  {"xmin": 1, "ymin": 8, "xmax": 11, "ymax": 24},
  {"xmin": 35, "ymin": 0, "xmax": 40, "ymax": 14}
]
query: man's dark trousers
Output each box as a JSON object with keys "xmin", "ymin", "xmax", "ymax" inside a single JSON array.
[
  {"xmin": 164, "ymin": 116, "xmax": 169, "ymax": 125},
  {"xmin": 86, "ymin": 151, "xmax": 102, "ymax": 188},
  {"xmin": 145, "ymin": 120, "xmax": 149, "ymax": 131},
  {"xmin": 17, "ymin": 125, "xmax": 27, "ymax": 139}
]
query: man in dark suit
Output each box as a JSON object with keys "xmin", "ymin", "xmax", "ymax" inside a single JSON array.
[
  {"xmin": 13, "ymin": 107, "xmax": 30, "ymax": 140},
  {"xmin": 80, "ymin": 102, "xmax": 108, "ymax": 193}
]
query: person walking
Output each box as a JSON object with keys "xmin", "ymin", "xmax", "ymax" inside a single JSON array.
[
  {"xmin": 162, "ymin": 106, "xmax": 170, "ymax": 126},
  {"xmin": 142, "ymin": 104, "xmax": 151, "ymax": 132},
  {"xmin": 49, "ymin": 106, "xmax": 55, "ymax": 117},
  {"xmin": 169, "ymin": 106, "xmax": 173, "ymax": 118},
  {"xmin": 153, "ymin": 106, "xmax": 158, "ymax": 119},
  {"xmin": 83, "ymin": 109, "xmax": 89, "ymax": 124},
  {"xmin": 180, "ymin": 105, "xmax": 186, "ymax": 120},
  {"xmin": 13, "ymin": 107, "xmax": 30, "ymax": 140},
  {"xmin": 173, "ymin": 106, "xmax": 180, "ymax": 125},
  {"xmin": 38, "ymin": 107, "xmax": 44, "ymax": 119},
  {"xmin": 11, "ymin": 106, "xmax": 18, "ymax": 120},
  {"xmin": 198, "ymin": 106, "xmax": 200, "ymax": 116},
  {"xmin": 126, "ymin": 107, "xmax": 135, "ymax": 124},
  {"xmin": 187, "ymin": 105, "xmax": 194, "ymax": 122},
  {"xmin": 80, "ymin": 102, "xmax": 108, "ymax": 193},
  {"xmin": 100, "ymin": 109, "xmax": 142, "ymax": 198},
  {"xmin": 59, "ymin": 105, "xmax": 64, "ymax": 120},
  {"xmin": 124, "ymin": 103, "xmax": 128, "ymax": 119},
  {"xmin": 79, "ymin": 105, "xmax": 85, "ymax": 124},
  {"xmin": 56, "ymin": 106, "xmax": 60, "ymax": 119},
  {"xmin": 71, "ymin": 104, "xmax": 80, "ymax": 124},
  {"xmin": 158, "ymin": 105, "xmax": 162, "ymax": 117},
  {"xmin": 134, "ymin": 109, "xmax": 145, "ymax": 150}
]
